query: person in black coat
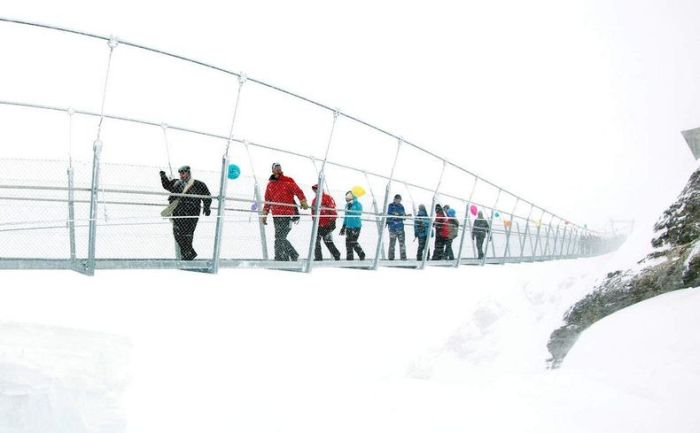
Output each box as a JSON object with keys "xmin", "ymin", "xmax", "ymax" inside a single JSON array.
[
  {"xmin": 160, "ymin": 165, "xmax": 212, "ymax": 260},
  {"xmin": 472, "ymin": 210, "xmax": 490, "ymax": 259}
]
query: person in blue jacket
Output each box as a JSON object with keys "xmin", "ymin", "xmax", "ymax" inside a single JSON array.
[
  {"xmin": 414, "ymin": 204, "xmax": 430, "ymax": 260},
  {"xmin": 386, "ymin": 194, "xmax": 408, "ymax": 260},
  {"xmin": 339, "ymin": 190, "xmax": 365, "ymax": 260}
]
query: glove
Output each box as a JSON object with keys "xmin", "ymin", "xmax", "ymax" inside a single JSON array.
[
  {"xmin": 159, "ymin": 170, "xmax": 166, "ymax": 177},
  {"xmin": 300, "ymin": 199, "xmax": 309, "ymax": 210},
  {"xmin": 203, "ymin": 208, "xmax": 211, "ymax": 216},
  {"xmin": 339, "ymin": 226, "xmax": 346, "ymax": 236},
  {"xmin": 260, "ymin": 215, "xmax": 267, "ymax": 225}
]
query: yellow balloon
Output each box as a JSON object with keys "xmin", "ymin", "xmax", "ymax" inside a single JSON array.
[{"xmin": 351, "ymin": 185, "xmax": 366, "ymax": 197}]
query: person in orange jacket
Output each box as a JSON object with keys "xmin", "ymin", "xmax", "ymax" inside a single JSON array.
[
  {"xmin": 260, "ymin": 162, "xmax": 309, "ymax": 261},
  {"xmin": 311, "ymin": 184, "xmax": 341, "ymax": 261}
]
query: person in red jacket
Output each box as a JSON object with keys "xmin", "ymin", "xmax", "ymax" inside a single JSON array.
[
  {"xmin": 432, "ymin": 203, "xmax": 449, "ymax": 260},
  {"xmin": 311, "ymin": 184, "xmax": 341, "ymax": 261},
  {"xmin": 260, "ymin": 163, "xmax": 309, "ymax": 261}
]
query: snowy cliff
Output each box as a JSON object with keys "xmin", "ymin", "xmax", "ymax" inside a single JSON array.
[{"xmin": 547, "ymin": 165, "xmax": 700, "ymax": 367}]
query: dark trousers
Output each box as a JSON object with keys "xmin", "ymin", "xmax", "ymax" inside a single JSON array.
[
  {"xmin": 173, "ymin": 216, "xmax": 199, "ymax": 260},
  {"xmin": 432, "ymin": 235, "xmax": 446, "ymax": 260},
  {"xmin": 416, "ymin": 236, "xmax": 429, "ymax": 261},
  {"xmin": 388, "ymin": 229, "xmax": 407, "ymax": 260},
  {"xmin": 315, "ymin": 223, "xmax": 341, "ymax": 260},
  {"xmin": 345, "ymin": 227, "xmax": 365, "ymax": 260},
  {"xmin": 475, "ymin": 234, "xmax": 486, "ymax": 259},
  {"xmin": 273, "ymin": 216, "xmax": 298, "ymax": 261},
  {"xmin": 444, "ymin": 238, "xmax": 455, "ymax": 260}
]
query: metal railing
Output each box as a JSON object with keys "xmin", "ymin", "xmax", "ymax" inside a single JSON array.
[{"xmin": 0, "ymin": 17, "xmax": 627, "ymax": 275}]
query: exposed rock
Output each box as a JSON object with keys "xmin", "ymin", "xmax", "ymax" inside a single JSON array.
[{"xmin": 547, "ymin": 166, "xmax": 700, "ymax": 368}]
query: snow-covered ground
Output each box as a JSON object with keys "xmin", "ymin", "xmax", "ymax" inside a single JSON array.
[{"xmin": 2, "ymin": 220, "xmax": 699, "ymax": 432}]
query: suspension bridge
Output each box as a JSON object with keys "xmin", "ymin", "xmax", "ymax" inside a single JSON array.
[{"xmin": 0, "ymin": 17, "xmax": 627, "ymax": 275}]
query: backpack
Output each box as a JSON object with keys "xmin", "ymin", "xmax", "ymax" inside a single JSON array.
[{"xmin": 447, "ymin": 219, "xmax": 459, "ymax": 240}]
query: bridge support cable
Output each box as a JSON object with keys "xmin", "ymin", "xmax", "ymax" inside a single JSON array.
[
  {"xmin": 517, "ymin": 204, "xmax": 535, "ymax": 259},
  {"xmin": 304, "ymin": 110, "xmax": 339, "ymax": 273},
  {"xmin": 420, "ymin": 161, "xmax": 447, "ymax": 270},
  {"xmin": 541, "ymin": 214, "xmax": 554, "ymax": 258},
  {"xmin": 550, "ymin": 221, "xmax": 561, "ymax": 260},
  {"xmin": 0, "ymin": 17, "xmax": 594, "ymax": 236},
  {"xmin": 558, "ymin": 223, "xmax": 569, "ymax": 258},
  {"xmin": 212, "ymin": 73, "xmax": 247, "ymax": 274},
  {"xmin": 362, "ymin": 170, "xmax": 384, "ymax": 261},
  {"xmin": 160, "ymin": 123, "xmax": 174, "ymax": 178},
  {"xmin": 455, "ymin": 177, "xmax": 479, "ymax": 267},
  {"xmin": 501, "ymin": 197, "xmax": 520, "ymax": 262},
  {"xmin": 372, "ymin": 139, "xmax": 403, "ymax": 270},
  {"xmin": 530, "ymin": 208, "xmax": 545, "ymax": 258},
  {"xmin": 481, "ymin": 189, "xmax": 502, "ymax": 266},
  {"xmin": 86, "ymin": 36, "xmax": 118, "ymax": 276},
  {"xmin": 159, "ymin": 123, "xmax": 181, "ymax": 259}
]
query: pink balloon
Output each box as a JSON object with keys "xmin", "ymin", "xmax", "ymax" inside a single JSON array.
[{"xmin": 470, "ymin": 204, "xmax": 478, "ymax": 216}]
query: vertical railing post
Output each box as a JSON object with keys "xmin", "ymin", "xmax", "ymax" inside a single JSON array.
[
  {"xmin": 304, "ymin": 110, "xmax": 338, "ymax": 273},
  {"xmin": 363, "ymin": 171, "xmax": 385, "ymax": 261},
  {"xmin": 305, "ymin": 172, "xmax": 325, "ymax": 272},
  {"xmin": 454, "ymin": 177, "xmax": 479, "ymax": 267},
  {"xmin": 372, "ymin": 139, "xmax": 402, "ymax": 270},
  {"xmin": 541, "ymin": 215, "xmax": 554, "ymax": 258},
  {"xmin": 253, "ymin": 182, "xmax": 269, "ymax": 260},
  {"xmin": 85, "ymin": 36, "xmax": 118, "ymax": 276},
  {"xmin": 558, "ymin": 224, "xmax": 568, "ymax": 257},
  {"xmin": 531, "ymin": 209, "xmax": 545, "ymax": 260},
  {"xmin": 211, "ymin": 73, "xmax": 246, "ymax": 273},
  {"xmin": 86, "ymin": 139, "xmax": 102, "ymax": 276},
  {"xmin": 210, "ymin": 153, "xmax": 229, "ymax": 273},
  {"xmin": 481, "ymin": 189, "xmax": 501, "ymax": 266},
  {"xmin": 420, "ymin": 161, "xmax": 447, "ymax": 270},
  {"xmin": 551, "ymin": 222, "xmax": 561, "ymax": 259},
  {"xmin": 514, "ymin": 220, "xmax": 523, "ymax": 258},
  {"xmin": 66, "ymin": 108, "xmax": 76, "ymax": 266},
  {"xmin": 67, "ymin": 167, "xmax": 76, "ymax": 262},
  {"xmin": 518, "ymin": 204, "xmax": 534, "ymax": 260},
  {"xmin": 566, "ymin": 227, "xmax": 577, "ymax": 257},
  {"xmin": 243, "ymin": 141, "xmax": 268, "ymax": 260},
  {"xmin": 501, "ymin": 198, "xmax": 521, "ymax": 262},
  {"xmin": 563, "ymin": 227, "xmax": 572, "ymax": 257}
]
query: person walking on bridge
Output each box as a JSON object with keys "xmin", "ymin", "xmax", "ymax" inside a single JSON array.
[
  {"xmin": 386, "ymin": 194, "xmax": 408, "ymax": 260},
  {"xmin": 311, "ymin": 184, "xmax": 341, "ymax": 261},
  {"xmin": 472, "ymin": 210, "xmax": 490, "ymax": 259},
  {"xmin": 432, "ymin": 204, "xmax": 448, "ymax": 260},
  {"xmin": 414, "ymin": 204, "xmax": 430, "ymax": 260},
  {"xmin": 260, "ymin": 162, "xmax": 309, "ymax": 261},
  {"xmin": 159, "ymin": 165, "xmax": 211, "ymax": 261},
  {"xmin": 340, "ymin": 190, "xmax": 365, "ymax": 261}
]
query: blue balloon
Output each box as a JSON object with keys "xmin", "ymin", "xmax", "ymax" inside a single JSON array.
[{"xmin": 227, "ymin": 164, "xmax": 241, "ymax": 180}]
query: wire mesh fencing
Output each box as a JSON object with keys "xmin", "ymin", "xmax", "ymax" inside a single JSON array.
[{"xmin": 0, "ymin": 17, "xmax": 630, "ymax": 275}]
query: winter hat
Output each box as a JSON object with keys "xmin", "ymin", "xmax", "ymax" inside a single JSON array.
[
  {"xmin": 447, "ymin": 208, "xmax": 456, "ymax": 218},
  {"xmin": 394, "ymin": 194, "xmax": 402, "ymax": 200},
  {"xmin": 178, "ymin": 165, "xmax": 191, "ymax": 173},
  {"xmin": 345, "ymin": 191, "xmax": 354, "ymax": 201},
  {"xmin": 271, "ymin": 162, "xmax": 281, "ymax": 171}
]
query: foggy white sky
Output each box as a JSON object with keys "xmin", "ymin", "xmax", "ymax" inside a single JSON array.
[{"xmin": 2, "ymin": 0, "xmax": 699, "ymax": 231}]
